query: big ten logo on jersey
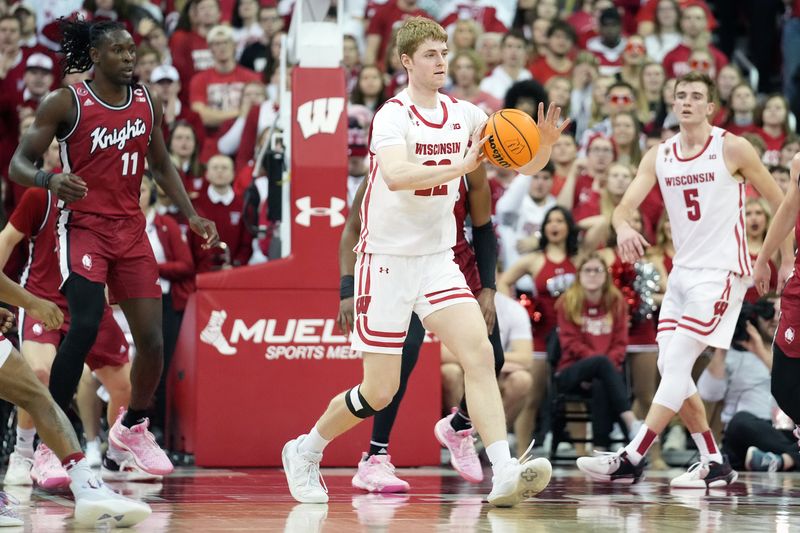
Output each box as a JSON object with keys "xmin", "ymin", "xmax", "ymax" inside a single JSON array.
[
  {"xmin": 546, "ymin": 270, "xmax": 576, "ymax": 297},
  {"xmin": 297, "ymin": 97, "xmax": 345, "ymax": 139}
]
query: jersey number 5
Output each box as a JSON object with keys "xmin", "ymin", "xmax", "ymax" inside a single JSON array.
[
  {"xmin": 121, "ymin": 152, "xmax": 139, "ymax": 176},
  {"xmin": 415, "ymin": 159, "xmax": 450, "ymax": 197},
  {"xmin": 683, "ymin": 188, "xmax": 700, "ymax": 221}
]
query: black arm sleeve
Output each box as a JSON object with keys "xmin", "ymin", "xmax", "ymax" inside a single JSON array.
[{"xmin": 472, "ymin": 222, "xmax": 497, "ymax": 291}]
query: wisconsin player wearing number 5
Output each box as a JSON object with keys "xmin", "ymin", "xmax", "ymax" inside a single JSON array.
[
  {"xmin": 9, "ymin": 19, "xmax": 220, "ymax": 478},
  {"xmin": 577, "ymin": 72, "xmax": 794, "ymax": 488},
  {"xmin": 282, "ymin": 17, "xmax": 569, "ymax": 507}
]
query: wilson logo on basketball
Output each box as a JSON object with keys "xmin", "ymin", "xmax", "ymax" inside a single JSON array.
[{"xmin": 486, "ymin": 135, "xmax": 512, "ymax": 168}]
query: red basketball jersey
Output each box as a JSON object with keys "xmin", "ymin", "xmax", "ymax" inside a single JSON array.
[
  {"xmin": 58, "ymin": 81, "xmax": 154, "ymax": 218},
  {"xmin": 775, "ymin": 215, "xmax": 800, "ymax": 358},
  {"xmin": 9, "ymin": 188, "xmax": 66, "ymax": 308}
]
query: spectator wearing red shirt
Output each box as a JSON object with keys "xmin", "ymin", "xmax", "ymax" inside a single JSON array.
[
  {"xmin": 756, "ymin": 95, "xmax": 791, "ymax": 167},
  {"xmin": 723, "ymin": 83, "xmax": 761, "ymax": 137},
  {"xmin": 364, "ymin": 0, "xmax": 430, "ymax": 67},
  {"xmin": 19, "ymin": 53, "xmax": 53, "ymax": 114},
  {"xmin": 586, "ymin": 7, "xmax": 627, "ymax": 77},
  {"xmin": 558, "ymin": 134, "xmax": 615, "ymax": 226},
  {"xmin": 636, "ymin": 0, "xmax": 715, "ymax": 35},
  {"xmin": 445, "ymin": 49, "xmax": 503, "ymax": 115},
  {"xmin": 439, "ymin": 2, "xmax": 507, "ymax": 34},
  {"xmin": 191, "ymin": 155, "xmax": 252, "ymax": 272},
  {"xmin": 0, "ymin": 15, "xmax": 32, "ymax": 97},
  {"xmin": 528, "ymin": 20, "xmax": 576, "ymax": 85},
  {"xmin": 170, "ymin": 0, "xmax": 222, "ymax": 103},
  {"xmin": 190, "ymin": 24, "xmax": 261, "ymax": 163},
  {"xmin": 168, "ymin": 121, "xmax": 206, "ymax": 201},
  {"xmin": 662, "ymin": 5, "xmax": 727, "ymax": 79},
  {"xmin": 555, "ymin": 253, "xmax": 638, "ymax": 450},
  {"xmin": 139, "ymin": 175, "xmax": 195, "ymax": 432},
  {"xmin": 150, "ymin": 65, "xmax": 206, "ymax": 149}
]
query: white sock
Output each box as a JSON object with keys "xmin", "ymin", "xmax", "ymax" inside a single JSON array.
[
  {"xmin": 15, "ymin": 427, "xmax": 36, "ymax": 458},
  {"xmin": 65, "ymin": 458, "xmax": 95, "ymax": 488},
  {"xmin": 691, "ymin": 431, "xmax": 723, "ymax": 464},
  {"xmin": 298, "ymin": 425, "xmax": 330, "ymax": 455},
  {"xmin": 486, "ymin": 440, "xmax": 512, "ymax": 476}
]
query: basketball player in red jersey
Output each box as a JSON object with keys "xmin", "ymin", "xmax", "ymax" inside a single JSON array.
[
  {"xmin": 578, "ymin": 72, "xmax": 794, "ymax": 487},
  {"xmin": 0, "ymin": 268, "xmax": 151, "ymax": 526},
  {"xmin": 754, "ymin": 153, "xmax": 800, "ymax": 448},
  {"xmin": 9, "ymin": 19, "xmax": 219, "ymax": 477}
]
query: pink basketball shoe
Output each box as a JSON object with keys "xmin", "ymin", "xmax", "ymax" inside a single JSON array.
[
  {"xmin": 434, "ymin": 409, "xmax": 484, "ymax": 483},
  {"xmin": 31, "ymin": 444, "xmax": 71, "ymax": 490},
  {"xmin": 351, "ymin": 453, "xmax": 410, "ymax": 493},
  {"xmin": 108, "ymin": 409, "xmax": 173, "ymax": 477}
]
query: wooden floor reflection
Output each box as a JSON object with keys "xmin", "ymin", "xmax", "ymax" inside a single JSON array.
[{"xmin": 3, "ymin": 466, "xmax": 800, "ymax": 531}]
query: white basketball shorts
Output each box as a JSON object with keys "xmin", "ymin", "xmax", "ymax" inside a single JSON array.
[
  {"xmin": 656, "ymin": 266, "xmax": 748, "ymax": 349},
  {"xmin": 352, "ymin": 250, "xmax": 478, "ymax": 355}
]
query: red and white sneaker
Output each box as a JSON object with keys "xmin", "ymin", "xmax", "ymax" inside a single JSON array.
[
  {"xmin": 351, "ymin": 453, "xmax": 410, "ymax": 493},
  {"xmin": 31, "ymin": 444, "xmax": 71, "ymax": 490},
  {"xmin": 108, "ymin": 409, "xmax": 173, "ymax": 477},
  {"xmin": 434, "ymin": 409, "xmax": 483, "ymax": 483}
]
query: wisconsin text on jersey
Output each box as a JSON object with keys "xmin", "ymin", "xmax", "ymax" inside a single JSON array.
[
  {"xmin": 663, "ymin": 172, "xmax": 716, "ymax": 187},
  {"xmin": 414, "ymin": 142, "xmax": 462, "ymax": 156}
]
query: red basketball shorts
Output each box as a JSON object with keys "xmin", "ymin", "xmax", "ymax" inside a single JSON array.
[{"xmin": 55, "ymin": 210, "xmax": 161, "ymax": 302}]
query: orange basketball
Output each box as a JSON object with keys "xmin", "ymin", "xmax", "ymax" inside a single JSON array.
[{"xmin": 482, "ymin": 109, "xmax": 541, "ymax": 169}]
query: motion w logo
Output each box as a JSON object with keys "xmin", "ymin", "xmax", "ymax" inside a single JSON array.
[{"xmin": 296, "ymin": 97, "xmax": 345, "ymax": 139}]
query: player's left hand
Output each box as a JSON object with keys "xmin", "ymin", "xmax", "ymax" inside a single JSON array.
[
  {"xmin": 189, "ymin": 215, "xmax": 220, "ymax": 249},
  {"xmin": 0, "ymin": 308, "xmax": 14, "ymax": 334},
  {"xmin": 753, "ymin": 257, "xmax": 773, "ymax": 296},
  {"xmin": 477, "ymin": 288, "xmax": 496, "ymax": 334},
  {"xmin": 536, "ymin": 102, "xmax": 571, "ymax": 147}
]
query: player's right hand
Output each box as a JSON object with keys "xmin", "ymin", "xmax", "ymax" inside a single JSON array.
[
  {"xmin": 27, "ymin": 298, "xmax": 64, "ymax": 331},
  {"xmin": 463, "ymin": 122, "xmax": 489, "ymax": 174},
  {"xmin": 48, "ymin": 173, "xmax": 88, "ymax": 203},
  {"xmin": 616, "ymin": 224, "xmax": 650, "ymax": 264},
  {"xmin": 337, "ymin": 297, "xmax": 355, "ymax": 335},
  {"xmin": 0, "ymin": 308, "xmax": 14, "ymax": 334},
  {"xmin": 752, "ymin": 257, "xmax": 772, "ymax": 296}
]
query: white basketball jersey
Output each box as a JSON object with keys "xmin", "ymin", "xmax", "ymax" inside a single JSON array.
[
  {"xmin": 356, "ymin": 90, "xmax": 487, "ymax": 256},
  {"xmin": 655, "ymin": 126, "xmax": 751, "ymax": 275}
]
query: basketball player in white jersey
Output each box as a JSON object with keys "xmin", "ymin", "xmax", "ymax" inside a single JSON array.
[
  {"xmin": 282, "ymin": 17, "xmax": 570, "ymax": 506},
  {"xmin": 577, "ymin": 72, "xmax": 794, "ymax": 487}
]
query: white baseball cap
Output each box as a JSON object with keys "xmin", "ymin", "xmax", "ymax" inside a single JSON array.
[
  {"xmin": 26, "ymin": 53, "xmax": 53, "ymax": 72},
  {"xmin": 206, "ymin": 25, "xmax": 235, "ymax": 44},
  {"xmin": 150, "ymin": 64, "xmax": 179, "ymax": 83}
]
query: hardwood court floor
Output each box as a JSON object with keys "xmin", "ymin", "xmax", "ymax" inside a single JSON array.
[{"xmin": 3, "ymin": 466, "xmax": 799, "ymax": 531}]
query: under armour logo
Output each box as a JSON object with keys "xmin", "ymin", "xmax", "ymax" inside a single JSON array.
[
  {"xmin": 294, "ymin": 196, "xmax": 345, "ymax": 227},
  {"xmin": 379, "ymin": 267, "xmax": 389, "ymax": 273}
]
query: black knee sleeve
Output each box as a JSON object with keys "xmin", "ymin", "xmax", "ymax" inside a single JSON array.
[{"xmin": 345, "ymin": 386, "xmax": 377, "ymax": 418}]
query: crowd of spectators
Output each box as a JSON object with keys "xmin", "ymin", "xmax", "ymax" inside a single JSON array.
[{"xmin": 0, "ymin": 0, "xmax": 798, "ymax": 467}]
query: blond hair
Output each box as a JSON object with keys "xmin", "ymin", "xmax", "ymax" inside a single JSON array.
[{"xmin": 396, "ymin": 17, "xmax": 447, "ymax": 60}]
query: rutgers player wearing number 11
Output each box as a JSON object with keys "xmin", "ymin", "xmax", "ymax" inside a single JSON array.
[
  {"xmin": 9, "ymin": 19, "xmax": 219, "ymax": 478},
  {"xmin": 578, "ymin": 71, "xmax": 794, "ymax": 487},
  {"xmin": 282, "ymin": 17, "xmax": 569, "ymax": 506}
]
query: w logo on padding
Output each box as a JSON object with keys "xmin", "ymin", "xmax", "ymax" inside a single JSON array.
[
  {"xmin": 295, "ymin": 196, "xmax": 346, "ymax": 227},
  {"xmin": 296, "ymin": 97, "xmax": 345, "ymax": 139}
]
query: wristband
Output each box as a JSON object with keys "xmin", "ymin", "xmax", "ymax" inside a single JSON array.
[
  {"xmin": 34, "ymin": 170, "xmax": 54, "ymax": 189},
  {"xmin": 340, "ymin": 275, "xmax": 355, "ymax": 300}
]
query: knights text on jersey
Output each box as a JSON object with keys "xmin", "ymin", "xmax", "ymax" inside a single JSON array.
[
  {"xmin": 655, "ymin": 126, "xmax": 750, "ymax": 276},
  {"xmin": 356, "ymin": 90, "xmax": 487, "ymax": 256},
  {"xmin": 57, "ymin": 81, "xmax": 154, "ymax": 218}
]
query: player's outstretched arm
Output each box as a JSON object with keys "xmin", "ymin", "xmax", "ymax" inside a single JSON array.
[
  {"xmin": 515, "ymin": 102, "xmax": 571, "ymax": 176},
  {"xmin": 378, "ymin": 127, "xmax": 488, "ymax": 191},
  {"xmin": 9, "ymin": 89, "xmax": 88, "ymax": 203},
  {"xmin": 612, "ymin": 145, "xmax": 657, "ymax": 263},
  {"xmin": 337, "ymin": 178, "xmax": 367, "ymax": 334},
  {"xmin": 754, "ymin": 153, "xmax": 800, "ymax": 295},
  {"xmin": 0, "ymin": 224, "xmax": 25, "ymax": 272},
  {"xmin": 146, "ymin": 92, "xmax": 220, "ymax": 250},
  {"xmin": 726, "ymin": 135, "xmax": 795, "ymax": 290},
  {"xmin": 467, "ymin": 165, "xmax": 498, "ymax": 333}
]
